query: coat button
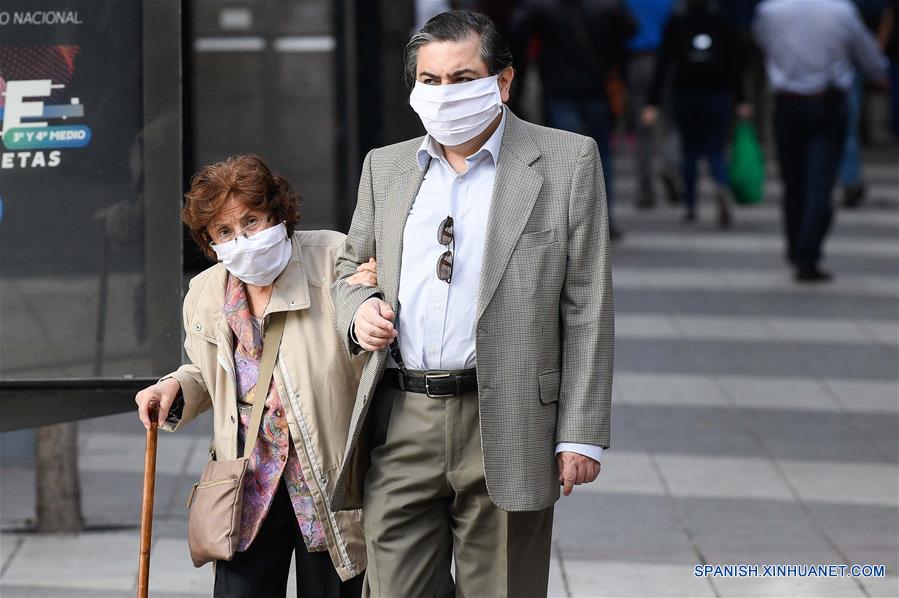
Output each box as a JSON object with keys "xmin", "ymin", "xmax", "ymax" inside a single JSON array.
[
  {"xmin": 275, "ymin": 410, "xmax": 283, "ymax": 418},
  {"xmin": 280, "ymin": 455, "xmax": 286, "ymax": 462},
  {"xmin": 230, "ymin": 415, "xmax": 235, "ymax": 423},
  {"xmin": 194, "ymin": 324, "xmax": 201, "ymax": 331}
]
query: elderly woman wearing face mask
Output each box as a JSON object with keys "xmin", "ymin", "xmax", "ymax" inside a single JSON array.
[{"xmin": 134, "ymin": 154, "xmax": 375, "ymax": 598}]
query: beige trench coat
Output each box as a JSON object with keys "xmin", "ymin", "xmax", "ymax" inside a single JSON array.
[{"xmin": 161, "ymin": 230, "xmax": 367, "ymax": 581}]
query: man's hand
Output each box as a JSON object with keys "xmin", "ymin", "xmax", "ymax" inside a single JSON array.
[
  {"xmin": 347, "ymin": 257, "xmax": 378, "ymax": 287},
  {"xmin": 135, "ymin": 378, "xmax": 181, "ymax": 430},
  {"xmin": 557, "ymin": 451, "xmax": 601, "ymax": 496},
  {"xmin": 736, "ymin": 102, "xmax": 754, "ymax": 119},
  {"xmin": 641, "ymin": 105, "xmax": 659, "ymax": 126},
  {"xmin": 353, "ymin": 298, "xmax": 397, "ymax": 352}
]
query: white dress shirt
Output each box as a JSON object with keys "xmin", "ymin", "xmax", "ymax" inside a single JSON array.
[
  {"xmin": 753, "ymin": 0, "xmax": 887, "ymax": 94},
  {"xmin": 384, "ymin": 108, "xmax": 602, "ymax": 464}
]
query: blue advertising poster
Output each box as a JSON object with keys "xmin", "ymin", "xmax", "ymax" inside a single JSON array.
[{"xmin": 0, "ymin": 1, "xmax": 150, "ymax": 379}]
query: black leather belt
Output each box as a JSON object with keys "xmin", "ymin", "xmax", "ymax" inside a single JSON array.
[{"xmin": 385, "ymin": 368, "xmax": 478, "ymax": 398}]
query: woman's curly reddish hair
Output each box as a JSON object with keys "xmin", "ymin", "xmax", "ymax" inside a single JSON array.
[{"xmin": 182, "ymin": 154, "xmax": 301, "ymax": 259}]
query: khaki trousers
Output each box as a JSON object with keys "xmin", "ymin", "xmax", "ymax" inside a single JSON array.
[{"xmin": 362, "ymin": 382, "xmax": 554, "ymax": 598}]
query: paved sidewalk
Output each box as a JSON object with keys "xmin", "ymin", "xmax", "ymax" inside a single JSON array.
[{"xmin": 1, "ymin": 151, "xmax": 897, "ymax": 597}]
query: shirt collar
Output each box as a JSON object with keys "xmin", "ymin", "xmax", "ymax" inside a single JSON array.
[{"xmin": 416, "ymin": 106, "xmax": 507, "ymax": 172}]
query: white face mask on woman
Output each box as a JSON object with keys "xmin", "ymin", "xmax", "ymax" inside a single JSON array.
[
  {"xmin": 211, "ymin": 222, "xmax": 291, "ymax": 287},
  {"xmin": 408, "ymin": 74, "xmax": 503, "ymax": 147}
]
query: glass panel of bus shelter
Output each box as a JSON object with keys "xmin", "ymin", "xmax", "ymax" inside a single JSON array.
[{"xmin": 0, "ymin": 0, "xmax": 182, "ymax": 381}]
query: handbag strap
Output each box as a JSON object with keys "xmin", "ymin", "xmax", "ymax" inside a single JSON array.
[{"xmin": 241, "ymin": 311, "xmax": 286, "ymax": 460}]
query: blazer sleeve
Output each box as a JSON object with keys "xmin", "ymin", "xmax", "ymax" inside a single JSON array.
[
  {"xmin": 330, "ymin": 149, "xmax": 385, "ymax": 358},
  {"xmin": 557, "ymin": 136, "xmax": 614, "ymax": 449},
  {"xmin": 158, "ymin": 279, "xmax": 213, "ymax": 432}
]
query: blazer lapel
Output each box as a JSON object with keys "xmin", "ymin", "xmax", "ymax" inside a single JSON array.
[
  {"xmin": 476, "ymin": 111, "xmax": 543, "ymax": 322},
  {"xmin": 380, "ymin": 154, "xmax": 426, "ymax": 307}
]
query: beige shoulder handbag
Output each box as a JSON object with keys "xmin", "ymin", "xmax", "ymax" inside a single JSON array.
[{"xmin": 186, "ymin": 311, "xmax": 286, "ymax": 567}]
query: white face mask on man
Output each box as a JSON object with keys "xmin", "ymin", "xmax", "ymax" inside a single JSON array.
[
  {"xmin": 409, "ymin": 74, "xmax": 503, "ymax": 147},
  {"xmin": 211, "ymin": 222, "xmax": 291, "ymax": 287}
]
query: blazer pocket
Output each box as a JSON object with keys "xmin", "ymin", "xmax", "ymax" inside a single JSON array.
[
  {"xmin": 516, "ymin": 228, "xmax": 557, "ymax": 250},
  {"xmin": 538, "ymin": 369, "xmax": 561, "ymax": 404}
]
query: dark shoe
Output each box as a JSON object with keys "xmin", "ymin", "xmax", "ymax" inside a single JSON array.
[
  {"xmin": 659, "ymin": 167, "xmax": 682, "ymax": 205},
  {"xmin": 715, "ymin": 186, "xmax": 733, "ymax": 229},
  {"xmin": 609, "ymin": 224, "xmax": 624, "ymax": 242},
  {"xmin": 795, "ymin": 265, "xmax": 833, "ymax": 283},
  {"xmin": 841, "ymin": 184, "xmax": 866, "ymax": 209},
  {"xmin": 683, "ymin": 210, "xmax": 697, "ymax": 223}
]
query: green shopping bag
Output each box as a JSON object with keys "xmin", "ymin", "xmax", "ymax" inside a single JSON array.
[{"xmin": 728, "ymin": 120, "xmax": 765, "ymax": 205}]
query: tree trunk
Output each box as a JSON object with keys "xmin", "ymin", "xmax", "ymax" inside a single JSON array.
[{"xmin": 36, "ymin": 422, "xmax": 82, "ymax": 533}]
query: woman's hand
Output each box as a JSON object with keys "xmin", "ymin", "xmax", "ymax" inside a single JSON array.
[
  {"xmin": 135, "ymin": 378, "xmax": 181, "ymax": 430},
  {"xmin": 347, "ymin": 257, "xmax": 378, "ymax": 287}
]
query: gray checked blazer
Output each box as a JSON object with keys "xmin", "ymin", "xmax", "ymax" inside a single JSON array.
[{"xmin": 329, "ymin": 109, "xmax": 614, "ymax": 512}]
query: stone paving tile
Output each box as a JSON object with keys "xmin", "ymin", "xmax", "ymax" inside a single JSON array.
[
  {"xmin": 625, "ymin": 232, "xmax": 895, "ymax": 258},
  {"xmin": 612, "ymin": 248, "xmax": 898, "ymax": 276},
  {"xmin": 562, "ymin": 559, "xmax": 717, "ymax": 597},
  {"xmin": 857, "ymin": 319, "xmax": 899, "ymax": 346},
  {"xmin": 554, "ymin": 494, "xmax": 699, "ymax": 562},
  {"xmin": 547, "ymin": 554, "xmax": 567, "ymax": 598},
  {"xmin": 778, "ymin": 460, "xmax": 899, "ymax": 508},
  {"xmin": 654, "ymin": 454, "xmax": 795, "ymax": 502},
  {"xmin": 681, "ymin": 497, "xmax": 845, "ymax": 555},
  {"xmin": 614, "ymin": 314, "xmax": 681, "ymax": 339},
  {"xmin": 712, "ymin": 575, "xmax": 867, "ymax": 597},
  {"xmin": 1, "ymin": 532, "xmax": 138, "ymax": 592},
  {"xmin": 863, "ymin": 576, "xmax": 899, "ymax": 598},
  {"xmin": 148, "ymin": 538, "xmax": 213, "ymax": 595},
  {"xmin": 618, "ymin": 403, "xmax": 895, "ymax": 464},
  {"xmin": 614, "ymin": 287, "xmax": 899, "ymax": 320},
  {"xmin": 0, "ymin": 532, "xmax": 23, "ymax": 573},
  {"xmin": 823, "ymin": 379, "xmax": 899, "ymax": 413},
  {"xmin": 717, "ymin": 375, "xmax": 841, "ymax": 412},
  {"xmin": 80, "ymin": 432, "xmax": 199, "ymax": 477},
  {"xmin": 616, "ymin": 267, "xmax": 897, "ymax": 298},
  {"xmin": 0, "ymin": 467, "xmax": 34, "ymax": 527},
  {"xmin": 614, "ymin": 372, "xmax": 728, "ymax": 407}
]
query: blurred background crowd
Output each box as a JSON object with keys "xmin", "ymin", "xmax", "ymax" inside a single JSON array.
[{"xmin": 424, "ymin": 0, "xmax": 897, "ymax": 282}]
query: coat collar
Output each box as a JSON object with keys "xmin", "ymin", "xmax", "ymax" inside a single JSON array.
[
  {"xmin": 189, "ymin": 236, "xmax": 311, "ymax": 341},
  {"xmin": 476, "ymin": 109, "xmax": 543, "ymax": 321}
]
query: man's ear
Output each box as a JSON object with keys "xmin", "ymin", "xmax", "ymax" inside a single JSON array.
[{"xmin": 498, "ymin": 66, "xmax": 515, "ymax": 103}]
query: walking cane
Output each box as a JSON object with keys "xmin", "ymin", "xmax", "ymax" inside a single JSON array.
[{"xmin": 137, "ymin": 400, "xmax": 159, "ymax": 598}]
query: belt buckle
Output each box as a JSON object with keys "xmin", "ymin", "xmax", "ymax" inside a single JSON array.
[{"xmin": 424, "ymin": 372, "xmax": 453, "ymax": 398}]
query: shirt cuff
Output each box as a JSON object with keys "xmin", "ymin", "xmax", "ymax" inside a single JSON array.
[{"xmin": 555, "ymin": 442, "xmax": 603, "ymax": 463}]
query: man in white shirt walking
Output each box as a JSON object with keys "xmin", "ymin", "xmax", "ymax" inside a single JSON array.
[
  {"xmin": 329, "ymin": 9, "xmax": 614, "ymax": 597},
  {"xmin": 753, "ymin": 0, "xmax": 888, "ymax": 282}
]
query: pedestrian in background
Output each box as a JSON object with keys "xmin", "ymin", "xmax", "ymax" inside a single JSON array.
[
  {"xmin": 643, "ymin": 0, "xmax": 750, "ymax": 227},
  {"xmin": 625, "ymin": 0, "xmax": 676, "ymax": 209},
  {"xmin": 839, "ymin": 0, "xmax": 888, "ymax": 208},
  {"xmin": 881, "ymin": 0, "xmax": 899, "ymax": 138},
  {"xmin": 510, "ymin": 0, "xmax": 636, "ymax": 240},
  {"xmin": 753, "ymin": 0, "xmax": 888, "ymax": 282}
]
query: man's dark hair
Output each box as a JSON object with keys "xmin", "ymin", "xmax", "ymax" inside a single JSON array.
[{"xmin": 403, "ymin": 10, "xmax": 513, "ymax": 89}]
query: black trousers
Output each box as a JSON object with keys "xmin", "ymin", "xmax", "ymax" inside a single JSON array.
[
  {"xmin": 214, "ymin": 482, "xmax": 363, "ymax": 598},
  {"xmin": 773, "ymin": 90, "xmax": 848, "ymax": 269}
]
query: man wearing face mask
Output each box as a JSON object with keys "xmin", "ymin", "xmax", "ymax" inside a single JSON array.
[{"xmin": 329, "ymin": 10, "xmax": 613, "ymax": 597}]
